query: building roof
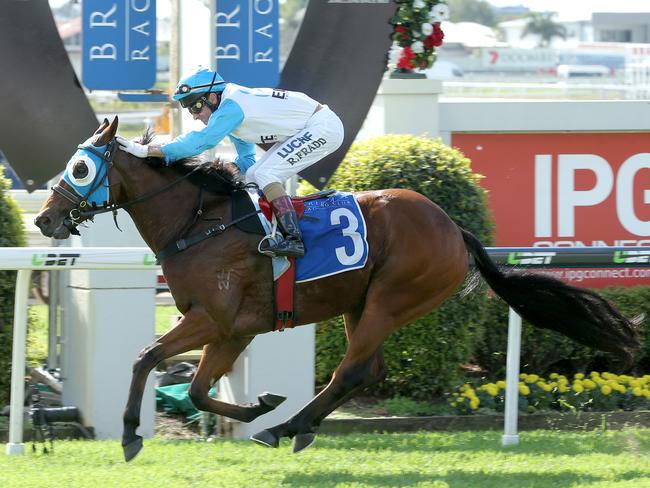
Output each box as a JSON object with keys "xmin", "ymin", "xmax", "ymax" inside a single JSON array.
[
  {"xmin": 441, "ymin": 21, "xmax": 506, "ymax": 47},
  {"xmin": 499, "ymin": 14, "xmax": 591, "ymax": 29}
]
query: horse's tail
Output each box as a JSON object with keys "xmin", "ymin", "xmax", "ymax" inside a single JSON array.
[{"xmin": 459, "ymin": 227, "xmax": 640, "ymax": 363}]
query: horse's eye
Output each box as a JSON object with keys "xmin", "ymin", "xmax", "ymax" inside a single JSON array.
[{"xmin": 72, "ymin": 161, "xmax": 89, "ymax": 179}]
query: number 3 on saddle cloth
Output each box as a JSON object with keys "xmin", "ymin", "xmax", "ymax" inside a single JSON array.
[{"xmin": 232, "ymin": 189, "xmax": 369, "ymax": 331}]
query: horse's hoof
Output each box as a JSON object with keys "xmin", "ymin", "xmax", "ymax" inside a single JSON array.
[
  {"xmin": 292, "ymin": 432, "xmax": 316, "ymax": 453},
  {"xmin": 258, "ymin": 392, "xmax": 286, "ymax": 409},
  {"xmin": 250, "ymin": 429, "xmax": 279, "ymax": 448},
  {"xmin": 123, "ymin": 436, "xmax": 143, "ymax": 462}
]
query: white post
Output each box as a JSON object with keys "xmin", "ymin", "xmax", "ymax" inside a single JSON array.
[
  {"xmin": 502, "ymin": 307, "xmax": 522, "ymax": 447},
  {"xmin": 1, "ymin": 247, "xmax": 159, "ymax": 454},
  {"xmin": 360, "ymin": 77, "xmax": 442, "ymax": 139},
  {"xmin": 63, "ymin": 215, "xmax": 156, "ymax": 440},
  {"xmin": 218, "ymin": 325, "xmax": 315, "ymax": 440},
  {"xmin": 6, "ymin": 269, "xmax": 32, "ymax": 456}
]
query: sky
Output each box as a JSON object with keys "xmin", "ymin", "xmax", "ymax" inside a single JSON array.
[
  {"xmin": 486, "ymin": 0, "xmax": 650, "ymax": 19},
  {"xmin": 48, "ymin": 0, "xmax": 650, "ymax": 21}
]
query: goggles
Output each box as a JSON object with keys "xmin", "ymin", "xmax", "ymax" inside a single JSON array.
[{"xmin": 179, "ymin": 93, "xmax": 208, "ymax": 114}]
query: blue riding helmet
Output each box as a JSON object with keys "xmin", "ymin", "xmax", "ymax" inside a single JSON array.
[{"xmin": 173, "ymin": 67, "xmax": 226, "ymax": 108}]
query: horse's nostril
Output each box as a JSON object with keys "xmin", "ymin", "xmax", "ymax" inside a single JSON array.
[{"xmin": 35, "ymin": 215, "xmax": 51, "ymax": 229}]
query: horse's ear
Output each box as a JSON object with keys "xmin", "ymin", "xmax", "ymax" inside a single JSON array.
[
  {"xmin": 94, "ymin": 118, "xmax": 110, "ymax": 135},
  {"xmin": 107, "ymin": 116, "xmax": 119, "ymax": 138},
  {"xmin": 94, "ymin": 116, "xmax": 119, "ymax": 146}
]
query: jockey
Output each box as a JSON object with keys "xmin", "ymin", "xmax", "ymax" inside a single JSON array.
[{"xmin": 116, "ymin": 66, "xmax": 344, "ymax": 258}]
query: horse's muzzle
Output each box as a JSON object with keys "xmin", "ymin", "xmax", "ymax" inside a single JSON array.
[{"xmin": 34, "ymin": 212, "xmax": 77, "ymax": 239}]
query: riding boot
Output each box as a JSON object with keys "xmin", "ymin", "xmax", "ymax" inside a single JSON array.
[{"xmin": 268, "ymin": 196, "xmax": 305, "ymax": 258}]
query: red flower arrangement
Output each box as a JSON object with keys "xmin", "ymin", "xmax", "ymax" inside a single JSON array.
[{"xmin": 390, "ymin": 1, "xmax": 449, "ymax": 72}]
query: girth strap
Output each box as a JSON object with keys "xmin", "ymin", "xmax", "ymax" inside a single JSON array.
[{"xmin": 155, "ymin": 209, "xmax": 261, "ymax": 262}]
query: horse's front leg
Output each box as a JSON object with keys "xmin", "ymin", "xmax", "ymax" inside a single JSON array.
[
  {"xmin": 251, "ymin": 350, "xmax": 386, "ymax": 452},
  {"xmin": 252, "ymin": 310, "xmax": 389, "ymax": 452},
  {"xmin": 122, "ymin": 308, "xmax": 218, "ymax": 462},
  {"xmin": 187, "ymin": 339, "xmax": 287, "ymax": 422}
]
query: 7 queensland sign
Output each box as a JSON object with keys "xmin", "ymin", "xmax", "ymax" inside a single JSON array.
[
  {"xmin": 215, "ymin": 0, "xmax": 279, "ymax": 87},
  {"xmin": 82, "ymin": 0, "xmax": 157, "ymax": 90},
  {"xmin": 453, "ymin": 132, "xmax": 650, "ymax": 287}
]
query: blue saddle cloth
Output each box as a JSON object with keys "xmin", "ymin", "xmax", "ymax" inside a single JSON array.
[{"xmin": 295, "ymin": 192, "xmax": 369, "ymax": 283}]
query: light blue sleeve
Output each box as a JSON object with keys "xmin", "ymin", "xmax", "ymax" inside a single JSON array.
[
  {"xmin": 161, "ymin": 99, "xmax": 245, "ymax": 164},
  {"xmin": 229, "ymin": 135, "xmax": 257, "ymax": 173}
]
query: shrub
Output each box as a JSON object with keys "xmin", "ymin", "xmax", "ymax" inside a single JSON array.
[
  {"xmin": 599, "ymin": 287, "xmax": 650, "ymax": 373},
  {"xmin": 475, "ymin": 286, "xmax": 650, "ymax": 379},
  {"xmin": 0, "ymin": 166, "xmax": 26, "ymax": 405},
  {"xmin": 303, "ymin": 135, "xmax": 493, "ymax": 399}
]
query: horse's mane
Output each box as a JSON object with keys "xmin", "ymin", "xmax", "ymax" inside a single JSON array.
[{"xmin": 137, "ymin": 128, "xmax": 246, "ymax": 195}]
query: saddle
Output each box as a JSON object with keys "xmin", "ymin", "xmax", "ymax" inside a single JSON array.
[
  {"xmin": 231, "ymin": 188, "xmax": 336, "ymax": 235},
  {"xmin": 231, "ymin": 188, "xmax": 336, "ymax": 332}
]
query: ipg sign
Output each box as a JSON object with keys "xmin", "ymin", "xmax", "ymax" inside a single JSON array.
[
  {"xmin": 82, "ymin": 1, "xmax": 157, "ymax": 90},
  {"xmin": 215, "ymin": 0, "xmax": 279, "ymax": 87},
  {"xmin": 453, "ymin": 133, "xmax": 650, "ymax": 286}
]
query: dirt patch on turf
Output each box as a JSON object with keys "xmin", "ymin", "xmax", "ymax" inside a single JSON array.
[{"xmin": 155, "ymin": 411, "xmax": 200, "ymax": 439}]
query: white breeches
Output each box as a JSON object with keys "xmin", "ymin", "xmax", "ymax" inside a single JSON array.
[{"xmin": 245, "ymin": 106, "xmax": 344, "ymax": 190}]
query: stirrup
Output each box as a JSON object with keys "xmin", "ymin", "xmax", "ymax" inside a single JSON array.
[
  {"xmin": 258, "ymin": 216, "xmax": 284, "ymax": 257},
  {"xmin": 258, "ymin": 234, "xmax": 284, "ymax": 258},
  {"xmin": 268, "ymin": 238, "xmax": 305, "ymax": 258}
]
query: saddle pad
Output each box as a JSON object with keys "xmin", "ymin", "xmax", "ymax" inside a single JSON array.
[{"xmin": 295, "ymin": 192, "xmax": 369, "ymax": 283}]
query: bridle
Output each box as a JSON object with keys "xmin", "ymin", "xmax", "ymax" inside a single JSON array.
[
  {"xmin": 51, "ymin": 136, "xmax": 262, "ymax": 261},
  {"xmin": 52, "ymin": 138, "xmax": 215, "ymax": 235}
]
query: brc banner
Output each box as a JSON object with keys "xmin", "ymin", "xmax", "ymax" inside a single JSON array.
[
  {"xmin": 82, "ymin": 0, "xmax": 157, "ymax": 90},
  {"xmin": 452, "ymin": 132, "xmax": 650, "ymax": 287},
  {"xmin": 215, "ymin": 0, "xmax": 279, "ymax": 87}
]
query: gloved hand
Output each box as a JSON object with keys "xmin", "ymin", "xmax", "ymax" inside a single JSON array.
[{"xmin": 116, "ymin": 136, "xmax": 149, "ymax": 158}]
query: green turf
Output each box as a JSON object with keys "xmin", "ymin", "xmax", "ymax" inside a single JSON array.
[
  {"xmin": 155, "ymin": 305, "xmax": 180, "ymax": 335},
  {"xmin": 2, "ymin": 430, "xmax": 650, "ymax": 487}
]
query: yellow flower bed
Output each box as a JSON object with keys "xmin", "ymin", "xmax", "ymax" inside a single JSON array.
[{"xmin": 446, "ymin": 372, "xmax": 650, "ymax": 415}]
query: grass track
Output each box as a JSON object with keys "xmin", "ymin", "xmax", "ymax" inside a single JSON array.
[{"xmin": 3, "ymin": 430, "xmax": 650, "ymax": 487}]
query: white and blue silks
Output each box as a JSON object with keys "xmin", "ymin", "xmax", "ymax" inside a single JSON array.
[
  {"xmin": 161, "ymin": 98, "xmax": 257, "ymax": 173},
  {"xmin": 160, "ymin": 83, "xmax": 342, "ymax": 186}
]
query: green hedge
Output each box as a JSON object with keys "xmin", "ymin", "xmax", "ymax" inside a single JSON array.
[
  {"xmin": 600, "ymin": 287, "xmax": 650, "ymax": 372},
  {"xmin": 475, "ymin": 286, "xmax": 650, "ymax": 379},
  {"xmin": 0, "ymin": 166, "xmax": 26, "ymax": 406},
  {"xmin": 302, "ymin": 135, "xmax": 494, "ymax": 399}
]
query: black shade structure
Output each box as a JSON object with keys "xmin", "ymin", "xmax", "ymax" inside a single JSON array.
[
  {"xmin": 0, "ymin": 0, "xmax": 98, "ymax": 192},
  {"xmin": 280, "ymin": 1, "xmax": 395, "ymax": 188}
]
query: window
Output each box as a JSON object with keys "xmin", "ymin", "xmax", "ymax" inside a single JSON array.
[{"xmin": 599, "ymin": 29, "xmax": 632, "ymax": 42}]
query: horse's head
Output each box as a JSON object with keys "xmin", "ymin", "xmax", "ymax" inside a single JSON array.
[{"xmin": 35, "ymin": 117, "xmax": 120, "ymax": 239}]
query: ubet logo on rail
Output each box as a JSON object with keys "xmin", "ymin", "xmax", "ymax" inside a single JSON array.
[{"xmin": 535, "ymin": 153, "xmax": 650, "ymax": 239}]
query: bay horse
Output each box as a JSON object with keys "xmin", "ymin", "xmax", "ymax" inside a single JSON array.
[{"xmin": 35, "ymin": 118, "xmax": 639, "ymax": 461}]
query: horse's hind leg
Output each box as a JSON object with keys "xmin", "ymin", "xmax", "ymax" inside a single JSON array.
[
  {"xmin": 252, "ymin": 311, "xmax": 389, "ymax": 451},
  {"xmin": 186, "ymin": 339, "xmax": 287, "ymax": 422},
  {"xmin": 122, "ymin": 308, "xmax": 219, "ymax": 461}
]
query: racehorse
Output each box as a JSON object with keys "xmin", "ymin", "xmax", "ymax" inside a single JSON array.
[{"xmin": 35, "ymin": 118, "xmax": 640, "ymax": 461}]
